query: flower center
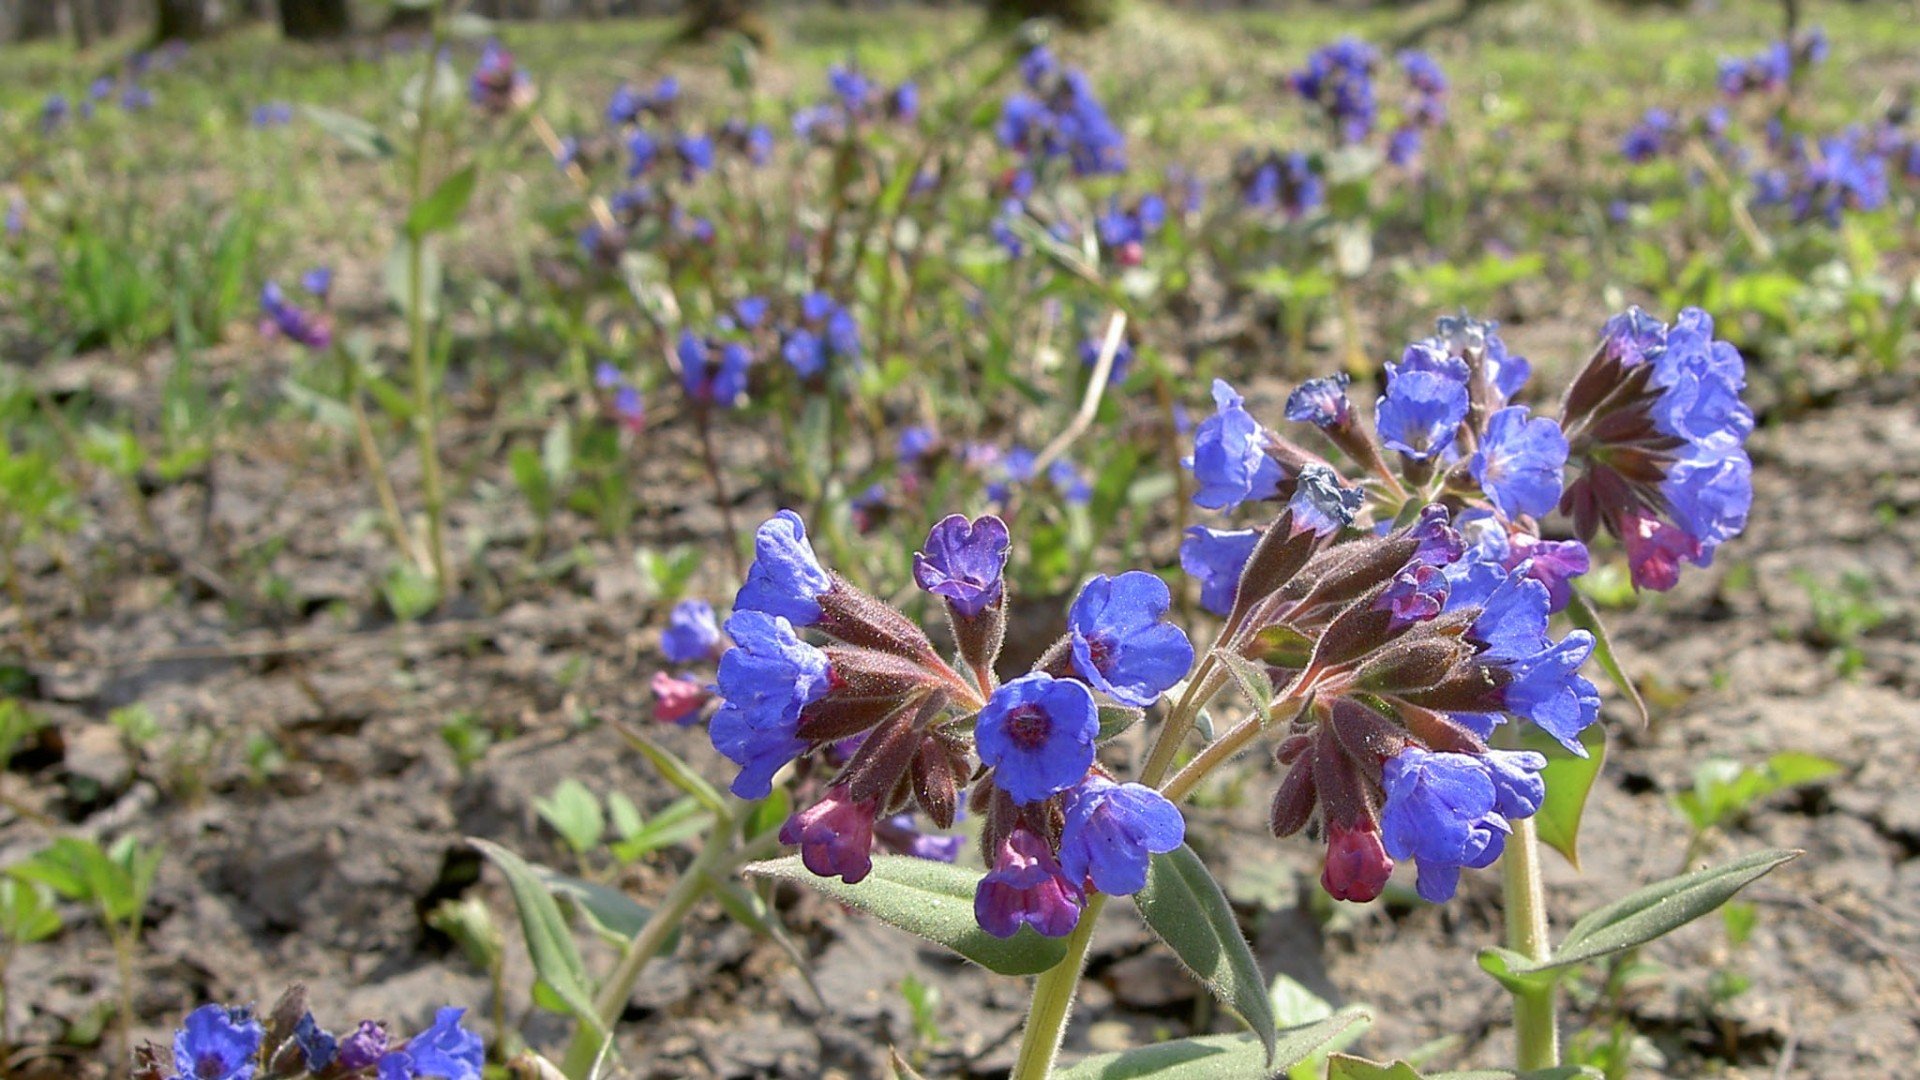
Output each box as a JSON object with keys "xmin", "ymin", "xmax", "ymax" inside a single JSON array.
[
  {"xmin": 1083, "ymin": 634, "xmax": 1116, "ymax": 674},
  {"xmin": 197, "ymin": 1055, "xmax": 231, "ymax": 1079},
  {"xmin": 1003, "ymin": 704, "xmax": 1053, "ymax": 751}
]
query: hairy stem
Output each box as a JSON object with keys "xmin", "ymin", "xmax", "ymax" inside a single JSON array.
[
  {"xmin": 1009, "ymin": 893, "xmax": 1108, "ymax": 1080},
  {"xmin": 1503, "ymin": 815, "xmax": 1560, "ymax": 1069}
]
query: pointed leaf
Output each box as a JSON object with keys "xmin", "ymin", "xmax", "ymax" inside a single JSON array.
[
  {"xmin": 529, "ymin": 865, "xmax": 660, "ymax": 946},
  {"xmin": 469, "ymin": 839, "xmax": 604, "ymax": 1038},
  {"xmin": 1327, "ymin": 1056, "xmax": 1422, "ymax": 1080},
  {"xmin": 1565, "ymin": 593, "xmax": 1646, "ymax": 726},
  {"xmin": 407, "ymin": 164, "xmax": 480, "ymax": 239},
  {"xmin": 1056, "ymin": 1012, "xmax": 1369, "ymax": 1080},
  {"xmin": 1525, "ymin": 724, "xmax": 1606, "ymax": 869},
  {"xmin": 1551, "ymin": 848, "xmax": 1800, "ymax": 968},
  {"xmin": 1215, "ymin": 649, "xmax": 1275, "ymax": 716},
  {"xmin": 302, "ymin": 105, "xmax": 395, "ymax": 159},
  {"xmin": 1098, "ymin": 704, "xmax": 1144, "ymax": 741},
  {"xmin": 613, "ymin": 721, "xmax": 728, "ymax": 817},
  {"xmin": 743, "ymin": 855, "xmax": 1068, "ymax": 976},
  {"xmin": 1133, "ymin": 845, "xmax": 1276, "ymax": 1061}
]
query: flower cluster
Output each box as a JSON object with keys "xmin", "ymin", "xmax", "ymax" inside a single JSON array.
[
  {"xmin": 1235, "ymin": 149, "xmax": 1323, "ymax": 219},
  {"xmin": 135, "ymin": 989, "xmax": 483, "ymax": 1080},
  {"xmin": 1292, "ymin": 38, "xmax": 1380, "ymax": 144},
  {"xmin": 997, "ymin": 47, "xmax": 1127, "ymax": 178},
  {"xmin": 593, "ymin": 361, "xmax": 646, "ymax": 433},
  {"xmin": 793, "ymin": 64, "xmax": 918, "ymax": 145},
  {"xmin": 779, "ymin": 293, "xmax": 862, "ymax": 379},
  {"xmin": 1717, "ymin": 28, "xmax": 1826, "ymax": 99},
  {"xmin": 709, "ymin": 510, "xmax": 1189, "ymax": 936},
  {"xmin": 1178, "ymin": 306, "xmax": 1750, "ymax": 902},
  {"xmin": 469, "ymin": 40, "xmax": 531, "ymax": 115}
]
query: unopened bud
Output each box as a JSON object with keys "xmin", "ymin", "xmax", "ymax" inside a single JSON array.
[
  {"xmin": 817, "ymin": 573, "xmax": 941, "ymax": 663},
  {"xmin": 1269, "ymin": 758, "xmax": 1318, "ymax": 839}
]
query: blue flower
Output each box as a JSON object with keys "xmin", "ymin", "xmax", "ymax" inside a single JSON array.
[
  {"xmin": 734, "ymin": 511, "xmax": 833, "ymax": 626},
  {"xmin": 1289, "ymin": 463, "xmax": 1364, "ymax": 535},
  {"xmin": 293, "ymin": 1013, "xmax": 338, "ymax": 1072},
  {"xmin": 975, "ymin": 673, "xmax": 1099, "ymax": 804},
  {"xmin": 1464, "ymin": 575, "xmax": 1600, "ymax": 753},
  {"xmin": 377, "ymin": 1007, "xmax": 483, "ymax": 1080},
  {"xmin": 1058, "ymin": 778, "xmax": 1185, "ymax": 896},
  {"xmin": 975, "ymin": 827, "xmax": 1084, "ymax": 938},
  {"xmin": 1482, "ymin": 748, "xmax": 1548, "ymax": 819},
  {"xmin": 677, "ymin": 330, "xmax": 751, "ymax": 407},
  {"xmin": 1376, "ymin": 344, "xmax": 1468, "ymax": 460},
  {"xmin": 897, "ymin": 425, "xmax": 937, "ymax": 462},
  {"xmin": 1380, "ymin": 748, "xmax": 1509, "ymax": 903},
  {"xmin": 1079, "ymin": 335, "xmax": 1135, "ymax": 383},
  {"xmin": 1067, "ymin": 572, "xmax": 1193, "ymax": 707},
  {"xmin": 1049, "ymin": 459, "xmax": 1092, "ymax": 504},
  {"xmin": 172, "ymin": 1004, "xmax": 264, "ymax": 1080},
  {"xmin": 336, "ymin": 1021, "xmax": 389, "ymax": 1070},
  {"xmin": 1285, "ymin": 373, "xmax": 1352, "ymax": 429},
  {"xmin": 661, "ymin": 599, "xmax": 723, "ymax": 664},
  {"xmin": 1621, "ymin": 108, "xmax": 1675, "ymax": 162},
  {"xmin": 913, "ymin": 514, "xmax": 1010, "ymax": 618},
  {"xmin": 1470, "ymin": 406, "xmax": 1568, "ymax": 520},
  {"xmin": 1186, "ymin": 380, "xmax": 1282, "ymax": 510},
  {"xmin": 710, "ymin": 610, "xmax": 831, "ymax": 799},
  {"xmin": 1293, "ymin": 37, "xmax": 1380, "ymax": 143},
  {"xmin": 1179, "ymin": 526, "xmax": 1259, "ymax": 615}
]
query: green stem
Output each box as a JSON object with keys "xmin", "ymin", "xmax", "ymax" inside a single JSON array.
[
  {"xmin": 406, "ymin": 7, "xmax": 451, "ymax": 598},
  {"xmin": 1010, "ymin": 893, "xmax": 1108, "ymax": 1080},
  {"xmin": 1503, "ymin": 815, "xmax": 1559, "ymax": 1070},
  {"xmin": 557, "ymin": 832, "xmax": 771, "ymax": 1079}
]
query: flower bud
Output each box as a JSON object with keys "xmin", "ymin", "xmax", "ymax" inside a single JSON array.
[
  {"xmin": 817, "ymin": 573, "xmax": 942, "ymax": 663},
  {"xmin": 1322, "ymin": 820, "xmax": 1393, "ymax": 903},
  {"xmin": 911, "ymin": 732, "xmax": 968, "ymax": 829},
  {"xmin": 780, "ymin": 784, "xmax": 880, "ymax": 884},
  {"xmin": 838, "ymin": 712, "xmax": 926, "ymax": 805},
  {"xmin": 1353, "ymin": 635, "xmax": 1471, "ymax": 696},
  {"xmin": 1326, "ymin": 698, "xmax": 1408, "ymax": 767},
  {"xmin": 1268, "ymin": 756, "xmax": 1318, "ymax": 839}
]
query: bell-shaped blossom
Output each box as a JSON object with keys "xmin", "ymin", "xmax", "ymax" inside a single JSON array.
[
  {"xmin": 1186, "ymin": 380, "xmax": 1282, "ymax": 510},
  {"xmin": 661, "ymin": 599, "xmax": 723, "ymax": 664},
  {"xmin": 709, "ymin": 611, "xmax": 831, "ymax": 799},
  {"xmin": 1380, "ymin": 748, "xmax": 1510, "ymax": 903},
  {"xmin": 1067, "ymin": 572, "xmax": 1194, "ymax": 707},
  {"xmin": 975, "ymin": 673, "xmax": 1099, "ymax": 804},
  {"xmin": 1180, "ymin": 526, "xmax": 1259, "ymax": 615},
  {"xmin": 780, "ymin": 784, "xmax": 880, "ymax": 884},
  {"xmin": 1058, "ymin": 779, "xmax": 1185, "ymax": 896},
  {"xmin": 975, "ymin": 827, "xmax": 1085, "ymax": 939},
  {"xmin": 734, "ymin": 511, "xmax": 833, "ymax": 626},
  {"xmin": 913, "ymin": 514, "xmax": 1010, "ymax": 618},
  {"xmin": 172, "ymin": 1005, "xmax": 264, "ymax": 1080},
  {"xmin": 1470, "ymin": 406, "xmax": 1568, "ymax": 520}
]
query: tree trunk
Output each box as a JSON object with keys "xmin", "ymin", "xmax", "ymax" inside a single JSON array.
[
  {"xmin": 153, "ymin": 0, "xmax": 210, "ymax": 40},
  {"xmin": 279, "ymin": 0, "xmax": 349, "ymax": 39},
  {"xmin": 73, "ymin": 0, "xmax": 100, "ymax": 49},
  {"xmin": 679, "ymin": 0, "xmax": 765, "ymax": 44}
]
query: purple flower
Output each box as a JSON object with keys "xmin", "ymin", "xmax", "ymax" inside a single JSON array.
[
  {"xmin": 677, "ymin": 330, "xmax": 751, "ymax": 407},
  {"xmin": 1293, "ymin": 38, "xmax": 1380, "ymax": 143},
  {"xmin": 293, "ymin": 1013, "xmax": 337, "ymax": 1072},
  {"xmin": 1470, "ymin": 406, "xmax": 1568, "ymax": 520},
  {"xmin": 1079, "ymin": 335, "xmax": 1135, "ymax": 383},
  {"xmin": 1186, "ymin": 380, "xmax": 1282, "ymax": 510},
  {"xmin": 1240, "ymin": 151, "xmax": 1323, "ymax": 218},
  {"xmin": 913, "ymin": 514, "xmax": 1010, "ymax": 618},
  {"xmin": 710, "ymin": 610, "xmax": 831, "ymax": 799},
  {"xmin": 1058, "ymin": 778, "xmax": 1185, "ymax": 896},
  {"xmin": 260, "ymin": 281, "xmax": 332, "ymax": 350},
  {"xmin": 734, "ymin": 511, "xmax": 832, "ymax": 626},
  {"xmin": 1376, "ymin": 343, "xmax": 1469, "ymax": 460},
  {"xmin": 975, "ymin": 673, "xmax": 1098, "ymax": 804},
  {"xmin": 897, "ymin": 426, "xmax": 937, "ymax": 462},
  {"xmin": 469, "ymin": 41, "xmax": 527, "ymax": 113},
  {"xmin": 1621, "ymin": 108, "xmax": 1676, "ymax": 162},
  {"xmin": 975, "ymin": 827, "xmax": 1084, "ymax": 938},
  {"xmin": 876, "ymin": 813, "xmax": 963, "ymax": 862},
  {"xmin": 1049, "ymin": 459, "xmax": 1092, "ymax": 505},
  {"xmin": 377, "ymin": 1007, "xmax": 483, "ymax": 1080},
  {"xmin": 1448, "ymin": 510, "xmax": 1588, "ymax": 613},
  {"xmin": 1465, "ymin": 575, "xmax": 1600, "ymax": 753},
  {"xmin": 1180, "ymin": 527, "xmax": 1259, "ymax": 615},
  {"xmin": 780, "ymin": 784, "xmax": 879, "ymax": 884},
  {"xmin": 1381, "ymin": 747, "xmax": 1510, "ymax": 903},
  {"xmin": 337, "ymin": 1021, "xmax": 389, "ymax": 1071},
  {"xmin": 1067, "ymin": 572, "xmax": 1194, "ymax": 707},
  {"xmin": 171, "ymin": 1004, "xmax": 263, "ymax": 1080},
  {"xmin": 1286, "ymin": 373, "xmax": 1352, "ymax": 428},
  {"xmin": 1289, "ymin": 462, "xmax": 1365, "ymax": 536},
  {"xmin": 661, "ymin": 599, "xmax": 723, "ymax": 664},
  {"xmin": 1431, "ymin": 314, "xmax": 1531, "ymax": 403}
]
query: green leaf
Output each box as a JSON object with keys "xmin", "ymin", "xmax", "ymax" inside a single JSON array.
[
  {"xmin": 1215, "ymin": 649, "xmax": 1275, "ymax": 717},
  {"xmin": 535, "ymin": 779, "xmax": 605, "ymax": 856},
  {"xmin": 743, "ymin": 855, "xmax": 1068, "ymax": 976},
  {"xmin": 1527, "ymin": 724, "xmax": 1606, "ymax": 869},
  {"xmin": 1481, "ymin": 849, "xmax": 1801, "ymax": 980},
  {"xmin": 529, "ymin": 865, "xmax": 660, "ymax": 946},
  {"xmin": 302, "ymin": 105, "xmax": 395, "ymax": 159},
  {"xmin": 469, "ymin": 839, "xmax": 604, "ymax": 1038},
  {"xmin": 1327, "ymin": 1057, "xmax": 1421, "ymax": 1080},
  {"xmin": 1055, "ymin": 1012, "xmax": 1369, "ymax": 1080},
  {"xmin": 1134, "ymin": 845, "xmax": 1276, "ymax": 1061},
  {"xmin": 615, "ymin": 724, "xmax": 729, "ymax": 817},
  {"xmin": 407, "ymin": 164, "xmax": 480, "ymax": 240},
  {"xmin": 1564, "ymin": 593, "xmax": 1647, "ymax": 726},
  {"xmin": 1248, "ymin": 626, "xmax": 1314, "ymax": 669},
  {"xmin": 1097, "ymin": 704, "xmax": 1144, "ymax": 741},
  {"xmin": 383, "ymin": 237, "xmax": 443, "ymax": 320}
]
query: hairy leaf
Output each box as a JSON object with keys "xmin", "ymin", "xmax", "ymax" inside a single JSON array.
[{"xmin": 1134, "ymin": 845, "xmax": 1275, "ymax": 1061}]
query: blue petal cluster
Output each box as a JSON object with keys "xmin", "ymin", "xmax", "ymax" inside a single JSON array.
[
  {"xmin": 734, "ymin": 510, "xmax": 833, "ymax": 626},
  {"xmin": 1067, "ymin": 572, "xmax": 1194, "ymax": 706},
  {"xmin": 1058, "ymin": 778, "xmax": 1185, "ymax": 896},
  {"xmin": 1186, "ymin": 380, "xmax": 1282, "ymax": 510},
  {"xmin": 709, "ymin": 610, "xmax": 831, "ymax": 799},
  {"xmin": 975, "ymin": 673, "xmax": 1099, "ymax": 804}
]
